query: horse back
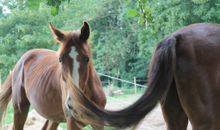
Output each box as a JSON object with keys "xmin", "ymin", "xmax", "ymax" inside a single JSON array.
[{"xmin": 13, "ymin": 49, "xmax": 61, "ymax": 88}]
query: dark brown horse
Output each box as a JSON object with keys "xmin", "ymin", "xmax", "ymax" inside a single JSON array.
[
  {"xmin": 0, "ymin": 22, "xmax": 106, "ymax": 130},
  {"xmin": 65, "ymin": 23, "xmax": 220, "ymax": 130}
]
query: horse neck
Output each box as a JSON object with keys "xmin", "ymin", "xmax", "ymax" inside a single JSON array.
[{"xmin": 53, "ymin": 64, "xmax": 63, "ymax": 87}]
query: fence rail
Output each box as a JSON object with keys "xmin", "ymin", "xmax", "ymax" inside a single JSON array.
[
  {"xmin": 97, "ymin": 72, "xmax": 146, "ymax": 88},
  {"xmin": 0, "ymin": 72, "xmax": 146, "ymax": 89}
]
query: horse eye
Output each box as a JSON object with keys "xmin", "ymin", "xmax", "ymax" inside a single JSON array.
[
  {"xmin": 83, "ymin": 56, "xmax": 89, "ymax": 64},
  {"xmin": 59, "ymin": 57, "xmax": 63, "ymax": 63}
]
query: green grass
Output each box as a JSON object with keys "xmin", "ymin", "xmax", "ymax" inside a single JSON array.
[{"xmin": 3, "ymin": 103, "xmax": 13, "ymax": 124}]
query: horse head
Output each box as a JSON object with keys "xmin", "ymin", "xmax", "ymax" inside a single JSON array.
[{"xmin": 49, "ymin": 22, "xmax": 92, "ymax": 115}]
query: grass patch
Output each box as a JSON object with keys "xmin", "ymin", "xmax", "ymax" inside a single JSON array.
[{"xmin": 3, "ymin": 103, "xmax": 13, "ymax": 125}]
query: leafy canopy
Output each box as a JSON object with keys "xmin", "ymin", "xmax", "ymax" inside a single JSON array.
[{"xmin": 1, "ymin": 0, "xmax": 220, "ymax": 84}]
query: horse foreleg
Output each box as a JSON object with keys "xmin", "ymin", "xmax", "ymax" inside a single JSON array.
[
  {"xmin": 41, "ymin": 120, "xmax": 59, "ymax": 130},
  {"xmin": 12, "ymin": 102, "xmax": 30, "ymax": 130},
  {"xmin": 12, "ymin": 86, "xmax": 30, "ymax": 130},
  {"xmin": 160, "ymin": 81, "xmax": 188, "ymax": 130},
  {"xmin": 12, "ymin": 105, "xmax": 30, "ymax": 130}
]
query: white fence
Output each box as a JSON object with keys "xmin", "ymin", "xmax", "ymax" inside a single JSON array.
[
  {"xmin": 98, "ymin": 72, "xmax": 146, "ymax": 95},
  {"xmin": 98, "ymin": 72, "xmax": 146, "ymax": 88}
]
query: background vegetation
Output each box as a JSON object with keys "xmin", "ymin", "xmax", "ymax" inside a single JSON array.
[{"xmin": 1, "ymin": 0, "xmax": 220, "ymax": 83}]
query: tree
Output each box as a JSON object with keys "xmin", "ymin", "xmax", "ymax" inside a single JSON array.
[
  {"xmin": 88, "ymin": 0, "xmax": 148, "ymax": 81},
  {"xmin": 0, "ymin": 9, "xmax": 56, "ymax": 79},
  {"xmin": 1, "ymin": 0, "xmax": 220, "ymax": 84},
  {"xmin": 0, "ymin": 0, "xmax": 107, "ymax": 80},
  {"xmin": 1, "ymin": 0, "xmax": 70, "ymax": 16}
]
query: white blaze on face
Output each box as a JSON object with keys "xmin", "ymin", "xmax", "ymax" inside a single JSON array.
[
  {"xmin": 69, "ymin": 46, "xmax": 80, "ymax": 88},
  {"xmin": 65, "ymin": 46, "xmax": 80, "ymax": 114}
]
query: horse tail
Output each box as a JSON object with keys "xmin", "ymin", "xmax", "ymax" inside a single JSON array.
[
  {"xmin": 0, "ymin": 73, "xmax": 12, "ymax": 128},
  {"xmin": 70, "ymin": 35, "xmax": 179, "ymax": 128}
]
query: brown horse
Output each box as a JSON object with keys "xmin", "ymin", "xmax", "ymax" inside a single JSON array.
[
  {"xmin": 0, "ymin": 22, "xmax": 106, "ymax": 130},
  {"xmin": 65, "ymin": 23, "xmax": 220, "ymax": 130}
]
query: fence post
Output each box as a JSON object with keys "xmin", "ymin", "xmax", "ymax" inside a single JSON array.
[
  {"xmin": 134, "ymin": 77, "xmax": 137, "ymax": 94},
  {"xmin": 108, "ymin": 80, "xmax": 113, "ymax": 96}
]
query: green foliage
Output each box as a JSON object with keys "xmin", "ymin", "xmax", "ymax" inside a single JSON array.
[
  {"xmin": 27, "ymin": 0, "xmax": 41, "ymax": 9},
  {"xmin": 0, "ymin": 0, "xmax": 106, "ymax": 80},
  {"xmin": 1, "ymin": 0, "xmax": 220, "ymax": 85},
  {"xmin": 1, "ymin": 0, "xmax": 69, "ymax": 16},
  {"xmin": 89, "ymin": 0, "xmax": 148, "ymax": 81},
  {"xmin": 0, "ymin": 9, "xmax": 56, "ymax": 79},
  {"xmin": 3, "ymin": 103, "xmax": 13, "ymax": 124},
  {"xmin": 124, "ymin": 0, "xmax": 220, "ymax": 81}
]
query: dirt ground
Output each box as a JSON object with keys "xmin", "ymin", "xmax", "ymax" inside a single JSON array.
[
  {"xmin": 136, "ymin": 105, "xmax": 192, "ymax": 130},
  {"xmin": 105, "ymin": 96, "xmax": 192, "ymax": 130},
  {"xmin": 5, "ymin": 95, "xmax": 192, "ymax": 130},
  {"xmin": 4, "ymin": 110, "xmax": 64, "ymax": 130}
]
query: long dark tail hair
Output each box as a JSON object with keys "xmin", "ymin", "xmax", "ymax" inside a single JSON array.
[
  {"xmin": 68, "ymin": 35, "xmax": 179, "ymax": 129},
  {"xmin": 0, "ymin": 73, "xmax": 12, "ymax": 129}
]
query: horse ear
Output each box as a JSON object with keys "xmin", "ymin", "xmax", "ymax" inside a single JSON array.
[
  {"xmin": 49, "ymin": 23, "xmax": 65, "ymax": 42},
  {"xmin": 80, "ymin": 22, "xmax": 90, "ymax": 41}
]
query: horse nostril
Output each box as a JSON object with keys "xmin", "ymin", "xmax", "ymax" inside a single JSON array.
[
  {"xmin": 84, "ymin": 56, "xmax": 89, "ymax": 64},
  {"xmin": 59, "ymin": 57, "xmax": 63, "ymax": 63},
  {"xmin": 66, "ymin": 97, "xmax": 73, "ymax": 110},
  {"xmin": 67, "ymin": 103, "xmax": 73, "ymax": 110}
]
